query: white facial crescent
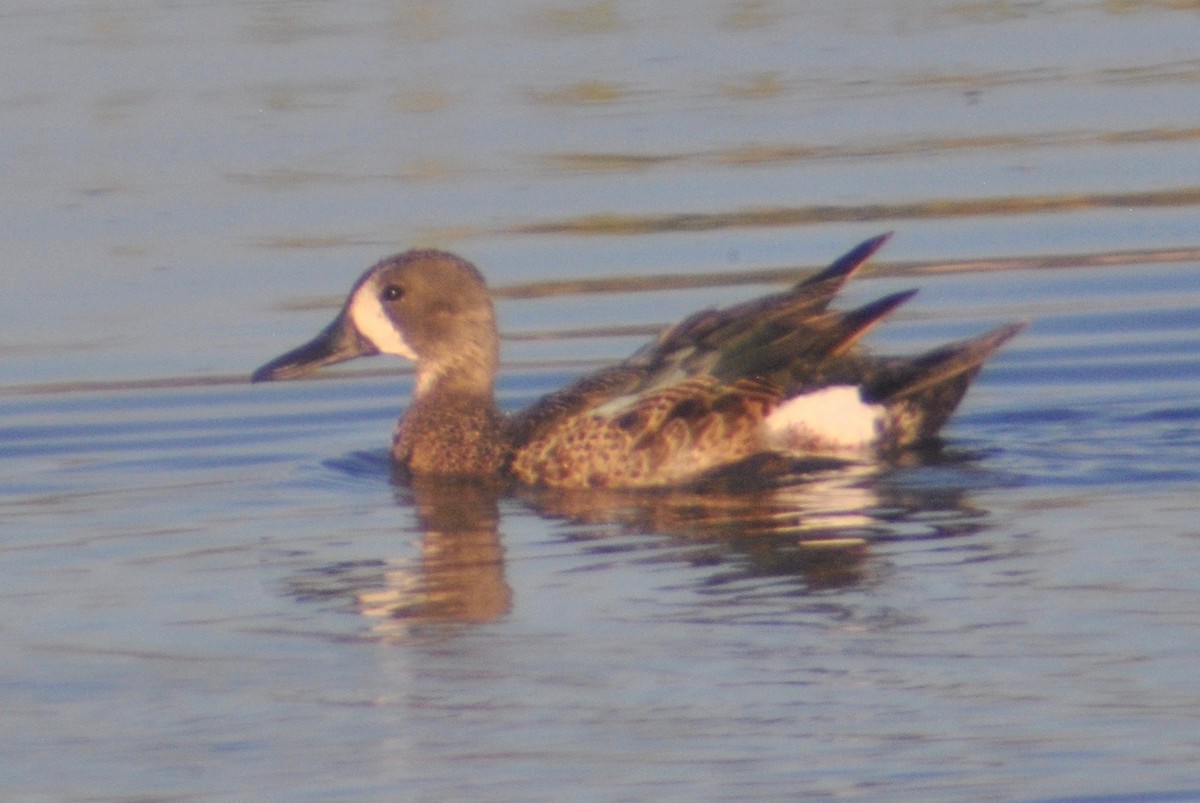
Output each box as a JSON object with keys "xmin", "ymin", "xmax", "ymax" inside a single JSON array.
[{"xmin": 348, "ymin": 281, "xmax": 417, "ymax": 359}]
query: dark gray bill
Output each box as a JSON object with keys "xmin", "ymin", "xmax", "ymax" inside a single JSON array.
[{"xmin": 251, "ymin": 311, "xmax": 376, "ymax": 382}]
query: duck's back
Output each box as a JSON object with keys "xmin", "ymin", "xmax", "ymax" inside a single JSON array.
[{"xmin": 505, "ymin": 235, "xmax": 1022, "ymax": 489}]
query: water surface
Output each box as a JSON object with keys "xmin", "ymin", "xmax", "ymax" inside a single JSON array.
[{"xmin": 3, "ymin": 2, "xmax": 1200, "ymax": 800}]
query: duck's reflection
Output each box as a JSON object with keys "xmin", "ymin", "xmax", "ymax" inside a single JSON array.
[
  {"xmin": 355, "ymin": 475, "xmax": 511, "ymax": 638},
  {"xmin": 298, "ymin": 453, "xmax": 992, "ymax": 636},
  {"xmin": 518, "ymin": 461, "xmax": 883, "ymax": 595}
]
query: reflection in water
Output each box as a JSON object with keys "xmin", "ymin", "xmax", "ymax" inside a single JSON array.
[
  {"xmin": 543, "ymin": 126, "xmax": 1200, "ymax": 173},
  {"xmin": 290, "ymin": 452, "xmax": 994, "ymax": 635},
  {"xmin": 525, "ymin": 460, "xmax": 881, "ymax": 536},
  {"xmin": 354, "ymin": 477, "xmax": 512, "ymax": 640},
  {"xmin": 521, "ymin": 462, "xmax": 880, "ymax": 593},
  {"xmin": 513, "ymin": 187, "xmax": 1200, "ymax": 236},
  {"xmin": 520, "ymin": 456, "xmax": 990, "ymax": 597}
]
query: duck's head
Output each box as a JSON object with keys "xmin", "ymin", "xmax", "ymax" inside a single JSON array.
[{"xmin": 252, "ymin": 250, "xmax": 498, "ymax": 394}]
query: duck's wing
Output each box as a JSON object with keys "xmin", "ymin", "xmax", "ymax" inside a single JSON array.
[
  {"xmin": 504, "ymin": 363, "xmax": 645, "ymax": 449},
  {"xmin": 627, "ymin": 232, "xmax": 893, "ymax": 374},
  {"xmin": 506, "ymin": 234, "xmax": 893, "ymax": 448},
  {"xmin": 709, "ymin": 288, "xmax": 918, "ymax": 385}
]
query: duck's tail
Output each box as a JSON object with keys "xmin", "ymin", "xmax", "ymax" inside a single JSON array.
[{"xmin": 865, "ymin": 322, "xmax": 1027, "ymax": 448}]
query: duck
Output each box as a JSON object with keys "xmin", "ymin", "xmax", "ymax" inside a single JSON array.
[{"xmin": 252, "ymin": 234, "xmax": 1024, "ymax": 488}]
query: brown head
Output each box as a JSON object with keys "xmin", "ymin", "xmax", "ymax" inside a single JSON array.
[{"xmin": 252, "ymin": 250, "xmax": 500, "ymax": 398}]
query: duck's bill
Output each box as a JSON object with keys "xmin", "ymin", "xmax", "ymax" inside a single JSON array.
[{"xmin": 251, "ymin": 311, "xmax": 376, "ymax": 382}]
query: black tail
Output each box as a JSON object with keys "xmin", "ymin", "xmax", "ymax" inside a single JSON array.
[{"xmin": 865, "ymin": 322, "xmax": 1026, "ymax": 446}]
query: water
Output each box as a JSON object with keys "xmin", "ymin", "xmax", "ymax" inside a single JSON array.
[{"xmin": 3, "ymin": 2, "xmax": 1200, "ymax": 800}]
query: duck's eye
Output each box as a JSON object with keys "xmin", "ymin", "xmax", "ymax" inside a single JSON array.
[{"xmin": 381, "ymin": 285, "xmax": 405, "ymax": 302}]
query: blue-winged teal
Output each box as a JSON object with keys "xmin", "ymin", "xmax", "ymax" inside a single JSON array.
[{"xmin": 253, "ymin": 235, "xmax": 1023, "ymax": 488}]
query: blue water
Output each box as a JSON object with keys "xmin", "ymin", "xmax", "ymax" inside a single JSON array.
[{"xmin": 3, "ymin": 2, "xmax": 1200, "ymax": 800}]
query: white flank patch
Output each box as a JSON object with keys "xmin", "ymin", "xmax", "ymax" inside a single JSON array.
[
  {"xmin": 764, "ymin": 385, "xmax": 884, "ymax": 452},
  {"xmin": 348, "ymin": 282, "xmax": 417, "ymax": 359}
]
